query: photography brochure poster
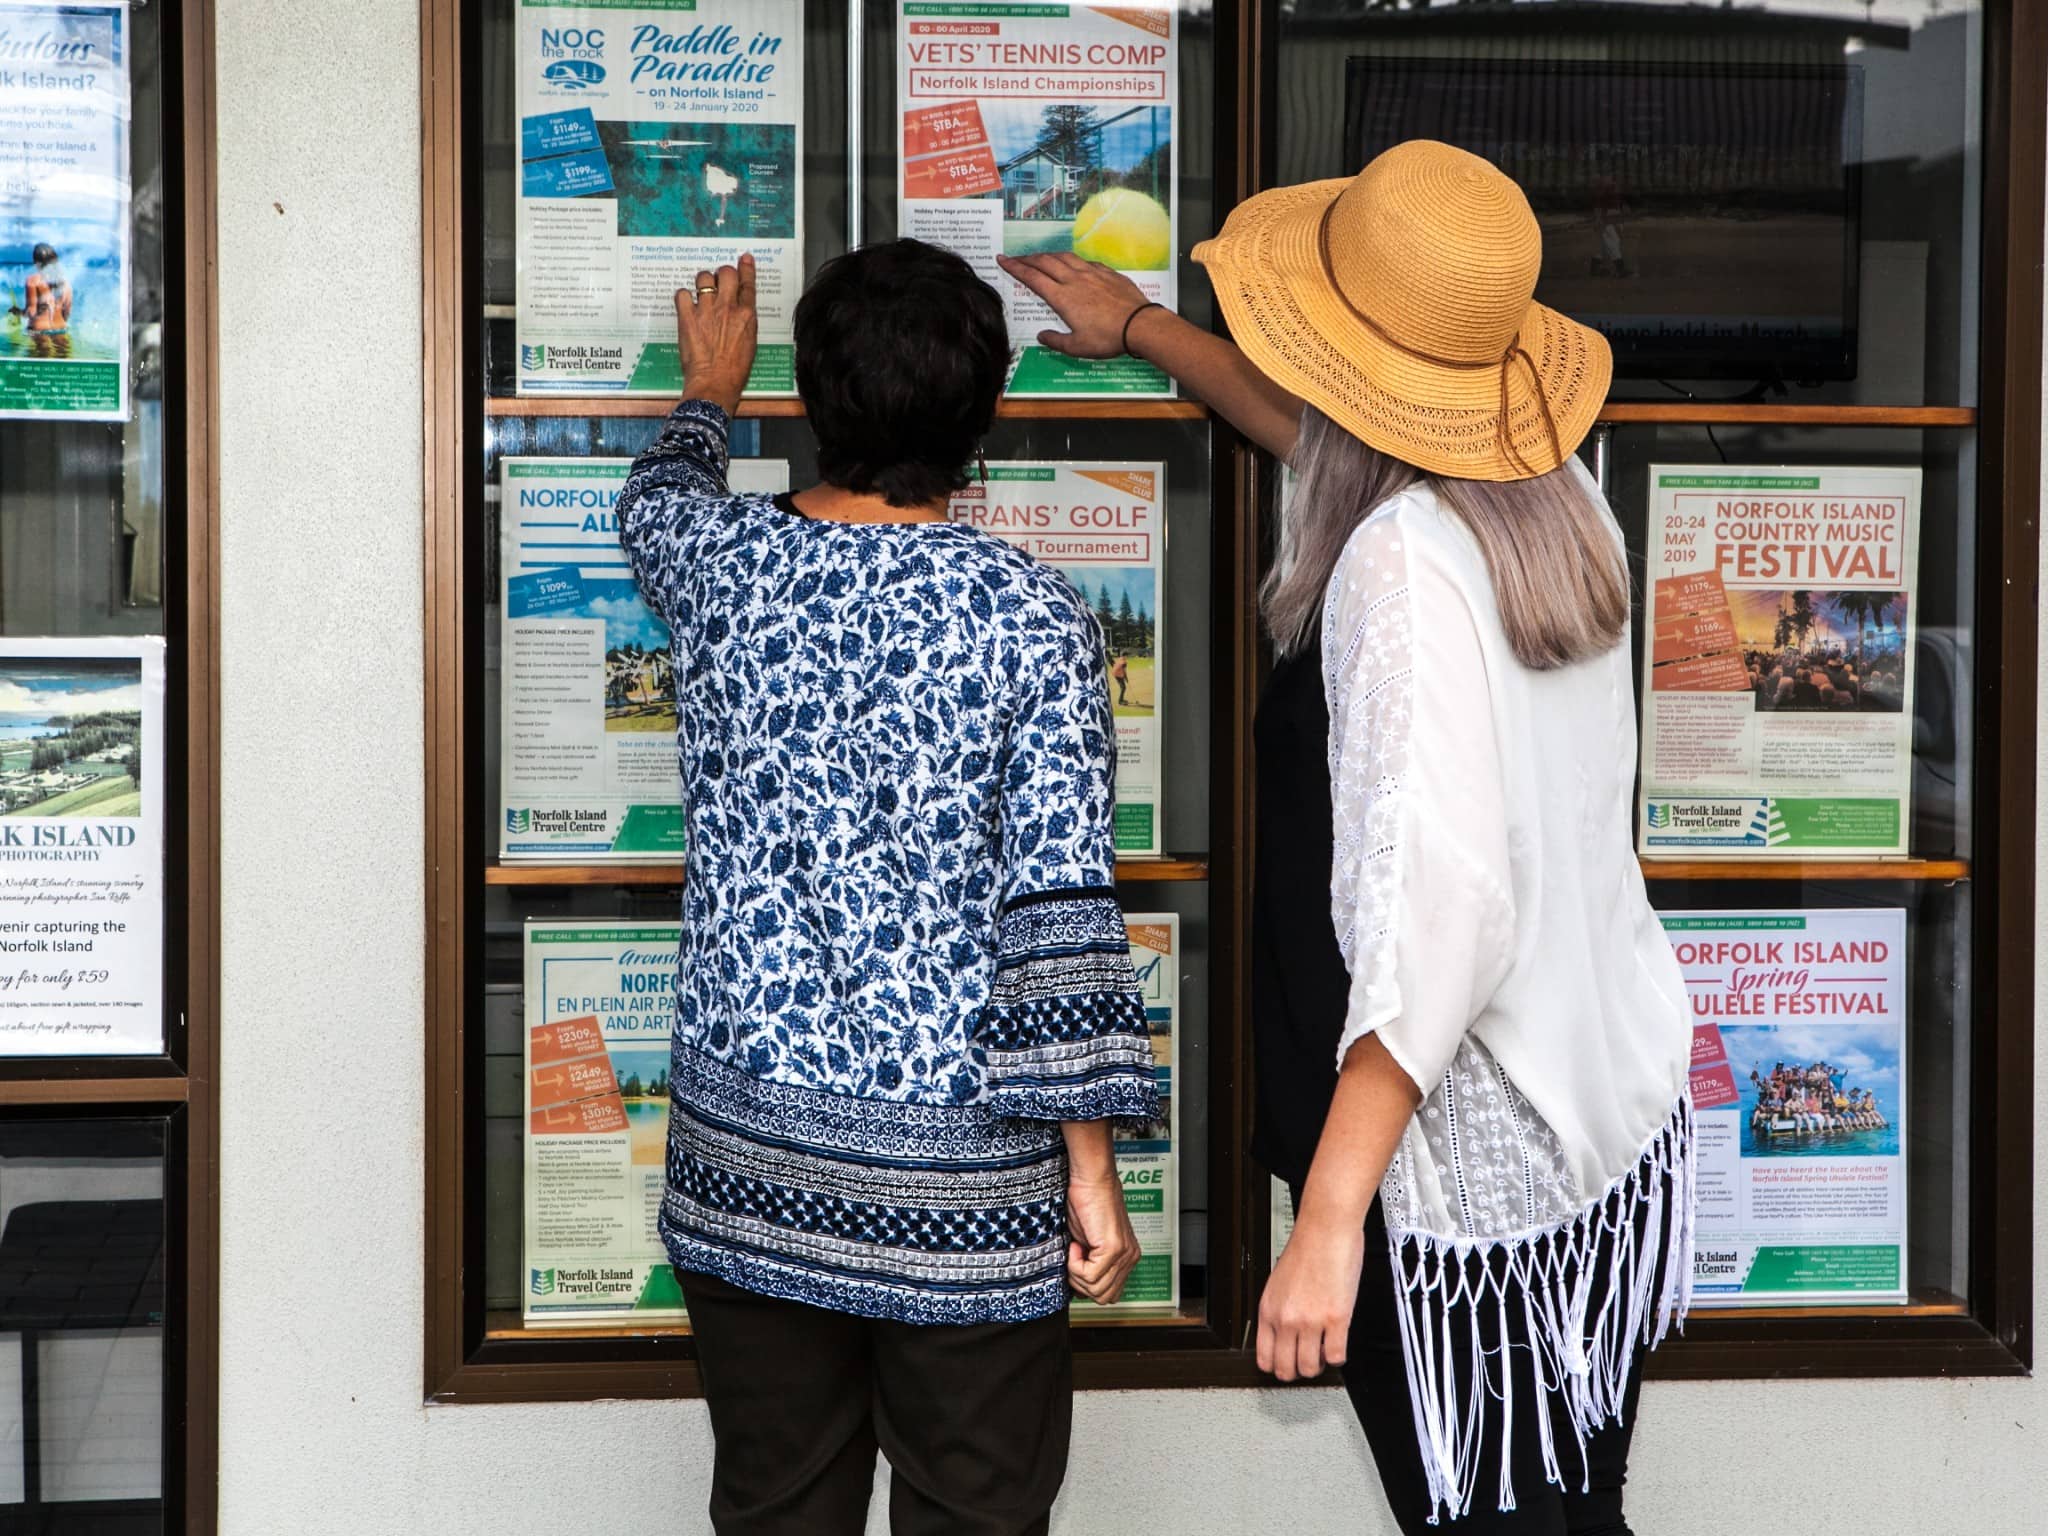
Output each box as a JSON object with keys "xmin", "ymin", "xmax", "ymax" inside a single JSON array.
[
  {"xmin": 523, "ymin": 921, "xmax": 688, "ymax": 1326},
  {"xmin": 1663, "ymin": 908, "xmax": 1907, "ymax": 1306},
  {"xmin": 897, "ymin": 0, "xmax": 1178, "ymax": 397},
  {"xmin": 1075, "ymin": 912, "xmax": 1179, "ymax": 1314},
  {"xmin": 498, "ymin": 454, "xmax": 789, "ymax": 861},
  {"xmin": 0, "ymin": 637, "xmax": 163, "ymax": 1054},
  {"xmin": 947, "ymin": 462, "xmax": 1164, "ymax": 856},
  {"xmin": 1639, "ymin": 464, "xmax": 1921, "ymax": 858},
  {"xmin": 0, "ymin": 0, "xmax": 131, "ymax": 420},
  {"xmin": 514, "ymin": 0, "xmax": 803, "ymax": 397}
]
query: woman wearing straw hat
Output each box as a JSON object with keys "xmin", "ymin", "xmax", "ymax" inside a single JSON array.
[{"xmin": 1001, "ymin": 141, "xmax": 1694, "ymax": 1532}]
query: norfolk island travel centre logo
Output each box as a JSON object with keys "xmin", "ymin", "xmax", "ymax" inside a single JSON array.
[
  {"xmin": 531, "ymin": 1268, "xmax": 556, "ymax": 1297},
  {"xmin": 507, "ymin": 807, "xmax": 533, "ymax": 835}
]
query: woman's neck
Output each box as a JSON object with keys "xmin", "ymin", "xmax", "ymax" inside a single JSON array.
[{"xmin": 792, "ymin": 483, "xmax": 950, "ymax": 525}]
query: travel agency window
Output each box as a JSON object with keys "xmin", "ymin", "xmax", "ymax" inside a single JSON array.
[
  {"xmin": 420, "ymin": 0, "xmax": 2042, "ymax": 1400},
  {"xmin": 0, "ymin": 0, "xmax": 224, "ymax": 1528}
]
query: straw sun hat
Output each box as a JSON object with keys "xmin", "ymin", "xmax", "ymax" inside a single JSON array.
[{"xmin": 1192, "ymin": 140, "xmax": 1610, "ymax": 482}]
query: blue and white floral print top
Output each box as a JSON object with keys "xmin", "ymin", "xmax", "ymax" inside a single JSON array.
[{"xmin": 618, "ymin": 400, "xmax": 1159, "ymax": 1325}]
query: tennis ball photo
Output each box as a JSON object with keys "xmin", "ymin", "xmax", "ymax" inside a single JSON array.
[{"xmin": 1070, "ymin": 188, "xmax": 1173, "ymax": 272}]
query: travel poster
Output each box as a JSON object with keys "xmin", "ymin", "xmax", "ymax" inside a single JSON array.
[
  {"xmin": 498, "ymin": 454, "xmax": 788, "ymax": 861},
  {"xmin": 522, "ymin": 921, "xmax": 688, "ymax": 1325},
  {"xmin": 948, "ymin": 461, "xmax": 1164, "ymax": 857},
  {"xmin": 1640, "ymin": 465, "xmax": 1921, "ymax": 857},
  {"xmin": 1663, "ymin": 908, "xmax": 1908, "ymax": 1306},
  {"xmin": 515, "ymin": 0, "xmax": 803, "ymax": 397},
  {"xmin": 0, "ymin": 1, "xmax": 130, "ymax": 419},
  {"xmin": 897, "ymin": 0, "xmax": 1178, "ymax": 397},
  {"xmin": 0, "ymin": 637, "xmax": 164, "ymax": 1054},
  {"xmin": 1075, "ymin": 912, "xmax": 1179, "ymax": 1314}
]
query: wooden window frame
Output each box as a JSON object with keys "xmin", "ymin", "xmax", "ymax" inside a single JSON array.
[
  {"xmin": 0, "ymin": 0, "xmax": 224, "ymax": 1524},
  {"xmin": 421, "ymin": 0, "xmax": 2042, "ymax": 1401}
]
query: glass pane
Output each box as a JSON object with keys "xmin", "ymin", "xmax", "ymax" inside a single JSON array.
[
  {"xmin": 0, "ymin": 1116, "xmax": 166, "ymax": 1529},
  {"xmin": 1598, "ymin": 420, "xmax": 1975, "ymax": 1311},
  {"xmin": 1277, "ymin": 0, "xmax": 1982, "ymax": 405},
  {"xmin": 475, "ymin": 0, "xmax": 1221, "ymax": 1337},
  {"xmin": 0, "ymin": 5, "xmax": 172, "ymax": 1059}
]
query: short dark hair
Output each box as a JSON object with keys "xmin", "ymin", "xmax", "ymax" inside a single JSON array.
[{"xmin": 794, "ymin": 240, "xmax": 1010, "ymax": 507}]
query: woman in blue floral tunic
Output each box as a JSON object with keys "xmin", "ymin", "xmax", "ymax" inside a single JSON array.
[{"xmin": 616, "ymin": 242, "xmax": 1158, "ymax": 1536}]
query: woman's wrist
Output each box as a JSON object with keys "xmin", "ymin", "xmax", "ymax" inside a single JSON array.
[{"xmin": 1123, "ymin": 301, "xmax": 1176, "ymax": 361}]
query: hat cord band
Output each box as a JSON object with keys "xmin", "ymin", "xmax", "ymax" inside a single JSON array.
[{"xmin": 1316, "ymin": 201, "xmax": 1565, "ymax": 476}]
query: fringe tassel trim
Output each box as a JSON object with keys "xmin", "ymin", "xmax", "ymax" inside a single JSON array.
[{"xmin": 1388, "ymin": 1092, "xmax": 1695, "ymax": 1525}]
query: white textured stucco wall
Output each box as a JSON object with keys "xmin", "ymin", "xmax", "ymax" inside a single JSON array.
[{"xmin": 212, "ymin": 3, "xmax": 2048, "ymax": 1531}]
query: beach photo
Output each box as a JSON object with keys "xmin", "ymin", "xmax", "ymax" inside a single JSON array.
[
  {"xmin": 599, "ymin": 121, "xmax": 798, "ymax": 241},
  {"xmin": 1726, "ymin": 587, "xmax": 1910, "ymax": 715},
  {"xmin": 1723, "ymin": 1021, "xmax": 1901, "ymax": 1159},
  {"xmin": 978, "ymin": 102, "xmax": 1173, "ymax": 270},
  {"xmin": 1, "ymin": 220, "xmax": 125, "ymax": 366},
  {"xmin": 607, "ymin": 1046, "xmax": 671, "ymax": 1166},
  {"xmin": 0, "ymin": 656, "xmax": 144, "ymax": 817},
  {"xmin": 577, "ymin": 578, "xmax": 677, "ymax": 733}
]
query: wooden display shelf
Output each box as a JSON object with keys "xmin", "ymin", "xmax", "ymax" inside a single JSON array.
[
  {"xmin": 487, "ymin": 396, "xmax": 1208, "ymax": 421},
  {"xmin": 1640, "ymin": 858, "xmax": 1969, "ymax": 883},
  {"xmin": 486, "ymin": 858, "xmax": 1210, "ymax": 887},
  {"xmin": 1596, "ymin": 403, "xmax": 1975, "ymax": 427},
  {"xmin": 484, "ymin": 1306, "xmax": 1200, "ymax": 1342},
  {"xmin": 488, "ymin": 396, "xmax": 1971, "ymax": 428},
  {"xmin": 1691, "ymin": 1291, "xmax": 1969, "ymax": 1323}
]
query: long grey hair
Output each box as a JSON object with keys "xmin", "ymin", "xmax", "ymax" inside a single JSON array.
[{"xmin": 1263, "ymin": 408, "xmax": 1631, "ymax": 670}]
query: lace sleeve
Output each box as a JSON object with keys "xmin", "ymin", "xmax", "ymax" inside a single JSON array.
[{"xmin": 1323, "ymin": 506, "xmax": 1516, "ymax": 1092}]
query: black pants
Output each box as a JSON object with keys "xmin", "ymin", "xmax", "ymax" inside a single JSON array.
[
  {"xmin": 679, "ymin": 1270, "xmax": 1073, "ymax": 1536},
  {"xmin": 1303, "ymin": 1195, "xmax": 1648, "ymax": 1536}
]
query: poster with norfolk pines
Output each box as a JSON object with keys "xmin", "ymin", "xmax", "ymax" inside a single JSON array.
[
  {"xmin": 947, "ymin": 461, "xmax": 1164, "ymax": 857},
  {"xmin": 1074, "ymin": 913, "xmax": 1179, "ymax": 1315},
  {"xmin": 523, "ymin": 921, "xmax": 688, "ymax": 1326},
  {"xmin": 1639, "ymin": 465, "xmax": 1920, "ymax": 858},
  {"xmin": 897, "ymin": 0, "xmax": 1178, "ymax": 397},
  {"xmin": 514, "ymin": 0, "xmax": 803, "ymax": 398}
]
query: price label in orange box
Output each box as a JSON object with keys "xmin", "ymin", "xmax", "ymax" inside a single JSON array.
[
  {"xmin": 529, "ymin": 1053, "xmax": 620, "ymax": 1111},
  {"xmin": 529, "ymin": 1015, "xmax": 607, "ymax": 1066},
  {"xmin": 904, "ymin": 145, "xmax": 1002, "ymax": 201},
  {"xmin": 1648, "ymin": 572, "xmax": 1750, "ymax": 692},
  {"xmin": 904, "ymin": 100, "xmax": 991, "ymax": 160},
  {"xmin": 530, "ymin": 1096, "xmax": 629, "ymax": 1137}
]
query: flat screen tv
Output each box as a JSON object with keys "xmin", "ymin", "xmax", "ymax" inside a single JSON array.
[{"xmin": 1343, "ymin": 58, "xmax": 1863, "ymax": 383}]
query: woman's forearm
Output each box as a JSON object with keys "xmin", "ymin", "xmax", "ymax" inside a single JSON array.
[
  {"xmin": 1294, "ymin": 1033, "xmax": 1423, "ymax": 1236},
  {"xmin": 1128, "ymin": 306, "xmax": 1303, "ymax": 462}
]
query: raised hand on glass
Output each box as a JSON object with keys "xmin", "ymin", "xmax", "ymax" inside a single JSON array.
[
  {"xmin": 996, "ymin": 251, "xmax": 1305, "ymax": 461},
  {"xmin": 995, "ymin": 252, "xmax": 1162, "ymax": 360},
  {"xmin": 673, "ymin": 254, "xmax": 758, "ymax": 418}
]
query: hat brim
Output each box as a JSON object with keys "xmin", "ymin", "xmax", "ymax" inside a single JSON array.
[{"xmin": 1192, "ymin": 179, "xmax": 1611, "ymax": 482}]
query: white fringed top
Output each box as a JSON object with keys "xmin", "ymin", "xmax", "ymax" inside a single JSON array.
[{"xmin": 1320, "ymin": 463, "xmax": 1695, "ymax": 1520}]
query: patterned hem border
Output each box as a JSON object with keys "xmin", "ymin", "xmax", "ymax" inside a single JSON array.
[
  {"xmin": 663, "ymin": 1232, "xmax": 1071, "ymax": 1327},
  {"xmin": 986, "ymin": 1075, "xmax": 1162, "ymax": 1124}
]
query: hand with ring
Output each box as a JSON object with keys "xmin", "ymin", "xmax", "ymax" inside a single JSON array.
[{"xmin": 673, "ymin": 254, "xmax": 758, "ymax": 417}]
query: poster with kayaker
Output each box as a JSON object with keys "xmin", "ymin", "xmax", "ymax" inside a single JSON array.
[
  {"xmin": 514, "ymin": 0, "xmax": 803, "ymax": 398},
  {"xmin": 946, "ymin": 461, "xmax": 1164, "ymax": 856},
  {"xmin": 498, "ymin": 454, "xmax": 787, "ymax": 861},
  {"xmin": 897, "ymin": 0, "xmax": 1178, "ymax": 397},
  {"xmin": 1073, "ymin": 913, "xmax": 1179, "ymax": 1314},
  {"xmin": 1662, "ymin": 908, "xmax": 1907, "ymax": 1306},
  {"xmin": 1639, "ymin": 465, "xmax": 1921, "ymax": 858},
  {"xmin": 522, "ymin": 921, "xmax": 688, "ymax": 1325},
  {"xmin": 0, "ymin": 1, "xmax": 130, "ymax": 420}
]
